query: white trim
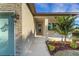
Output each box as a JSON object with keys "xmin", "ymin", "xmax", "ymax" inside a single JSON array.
[{"xmin": 0, "ymin": 11, "xmax": 15, "ymax": 13}]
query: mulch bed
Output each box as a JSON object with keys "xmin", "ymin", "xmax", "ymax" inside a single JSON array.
[{"xmin": 46, "ymin": 40, "xmax": 79, "ymax": 55}]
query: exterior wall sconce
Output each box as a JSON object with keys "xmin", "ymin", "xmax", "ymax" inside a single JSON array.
[
  {"xmin": 14, "ymin": 14, "xmax": 19, "ymax": 23},
  {"xmin": 15, "ymin": 14, "xmax": 19, "ymax": 19}
]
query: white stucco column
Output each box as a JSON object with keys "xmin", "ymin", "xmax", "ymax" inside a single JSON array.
[{"xmin": 44, "ymin": 18, "xmax": 48, "ymax": 36}]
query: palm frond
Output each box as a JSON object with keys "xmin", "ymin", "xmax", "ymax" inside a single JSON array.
[{"xmin": 55, "ymin": 16, "xmax": 77, "ymax": 36}]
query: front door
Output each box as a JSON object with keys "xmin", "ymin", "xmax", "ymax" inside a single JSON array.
[
  {"xmin": 36, "ymin": 23, "xmax": 43, "ymax": 35},
  {"xmin": 0, "ymin": 13, "xmax": 14, "ymax": 56}
]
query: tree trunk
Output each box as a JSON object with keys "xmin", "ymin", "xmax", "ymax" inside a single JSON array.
[
  {"xmin": 61, "ymin": 35, "xmax": 63, "ymax": 42},
  {"xmin": 64, "ymin": 35, "xmax": 66, "ymax": 42},
  {"xmin": 61, "ymin": 35, "xmax": 64, "ymax": 47}
]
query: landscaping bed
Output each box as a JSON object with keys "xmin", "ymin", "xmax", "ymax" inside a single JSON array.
[{"xmin": 46, "ymin": 40, "xmax": 79, "ymax": 55}]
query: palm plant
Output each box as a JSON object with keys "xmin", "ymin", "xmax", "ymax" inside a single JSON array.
[{"xmin": 54, "ymin": 16, "xmax": 77, "ymax": 42}]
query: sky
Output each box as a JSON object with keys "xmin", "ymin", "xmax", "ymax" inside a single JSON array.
[
  {"xmin": 34, "ymin": 3, "xmax": 79, "ymax": 13},
  {"xmin": 75, "ymin": 17, "xmax": 79, "ymax": 27},
  {"xmin": 34, "ymin": 3, "xmax": 79, "ymax": 27}
]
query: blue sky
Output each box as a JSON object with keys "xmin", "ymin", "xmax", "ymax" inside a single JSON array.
[
  {"xmin": 34, "ymin": 3, "xmax": 79, "ymax": 27},
  {"xmin": 34, "ymin": 3, "xmax": 79, "ymax": 13},
  {"xmin": 75, "ymin": 17, "xmax": 79, "ymax": 27}
]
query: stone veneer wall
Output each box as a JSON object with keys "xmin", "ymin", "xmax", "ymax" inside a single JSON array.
[{"xmin": 0, "ymin": 3, "xmax": 22, "ymax": 40}]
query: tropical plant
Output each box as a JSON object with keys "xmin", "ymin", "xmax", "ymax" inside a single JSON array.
[{"xmin": 54, "ymin": 16, "xmax": 77, "ymax": 42}]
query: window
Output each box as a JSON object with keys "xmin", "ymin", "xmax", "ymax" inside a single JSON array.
[{"xmin": 48, "ymin": 23, "xmax": 56, "ymax": 30}]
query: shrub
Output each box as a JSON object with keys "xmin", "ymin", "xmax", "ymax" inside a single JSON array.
[
  {"xmin": 70, "ymin": 39, "xmax": 78, "ymax": 49},
  {"xmin": 48, "ymin": 44, "xmax": 55, "ymax": 51}
]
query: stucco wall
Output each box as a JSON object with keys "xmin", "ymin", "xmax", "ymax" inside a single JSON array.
[
  {"xmin": 0, "ymin": 3, "xmax": 22, "ymax": 40},
  {"xmin": 22, "ymin": 4, "xmax": 35, "ymax": 40}
]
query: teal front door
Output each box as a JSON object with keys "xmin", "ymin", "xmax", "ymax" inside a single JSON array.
[{"xmin": 0, "ymin": 13, "xmax": 14, "ymax": 56}]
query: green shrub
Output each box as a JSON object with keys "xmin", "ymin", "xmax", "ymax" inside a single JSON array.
[
  {"xmin": 48, "ymin": 44, "xmax": 55, "ymax": 51},
  {"xmin": 70, "ymin": 39, "xmax": 78, "ymax": 49}
]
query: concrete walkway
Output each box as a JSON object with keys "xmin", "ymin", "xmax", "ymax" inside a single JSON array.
[
  {"xmin": 54, "ymin": 50, "xmax": 79, "ymax": 56},
  {"xmin": 16, "ymin": 36, "xmax": 50, "ymax": 56}
]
